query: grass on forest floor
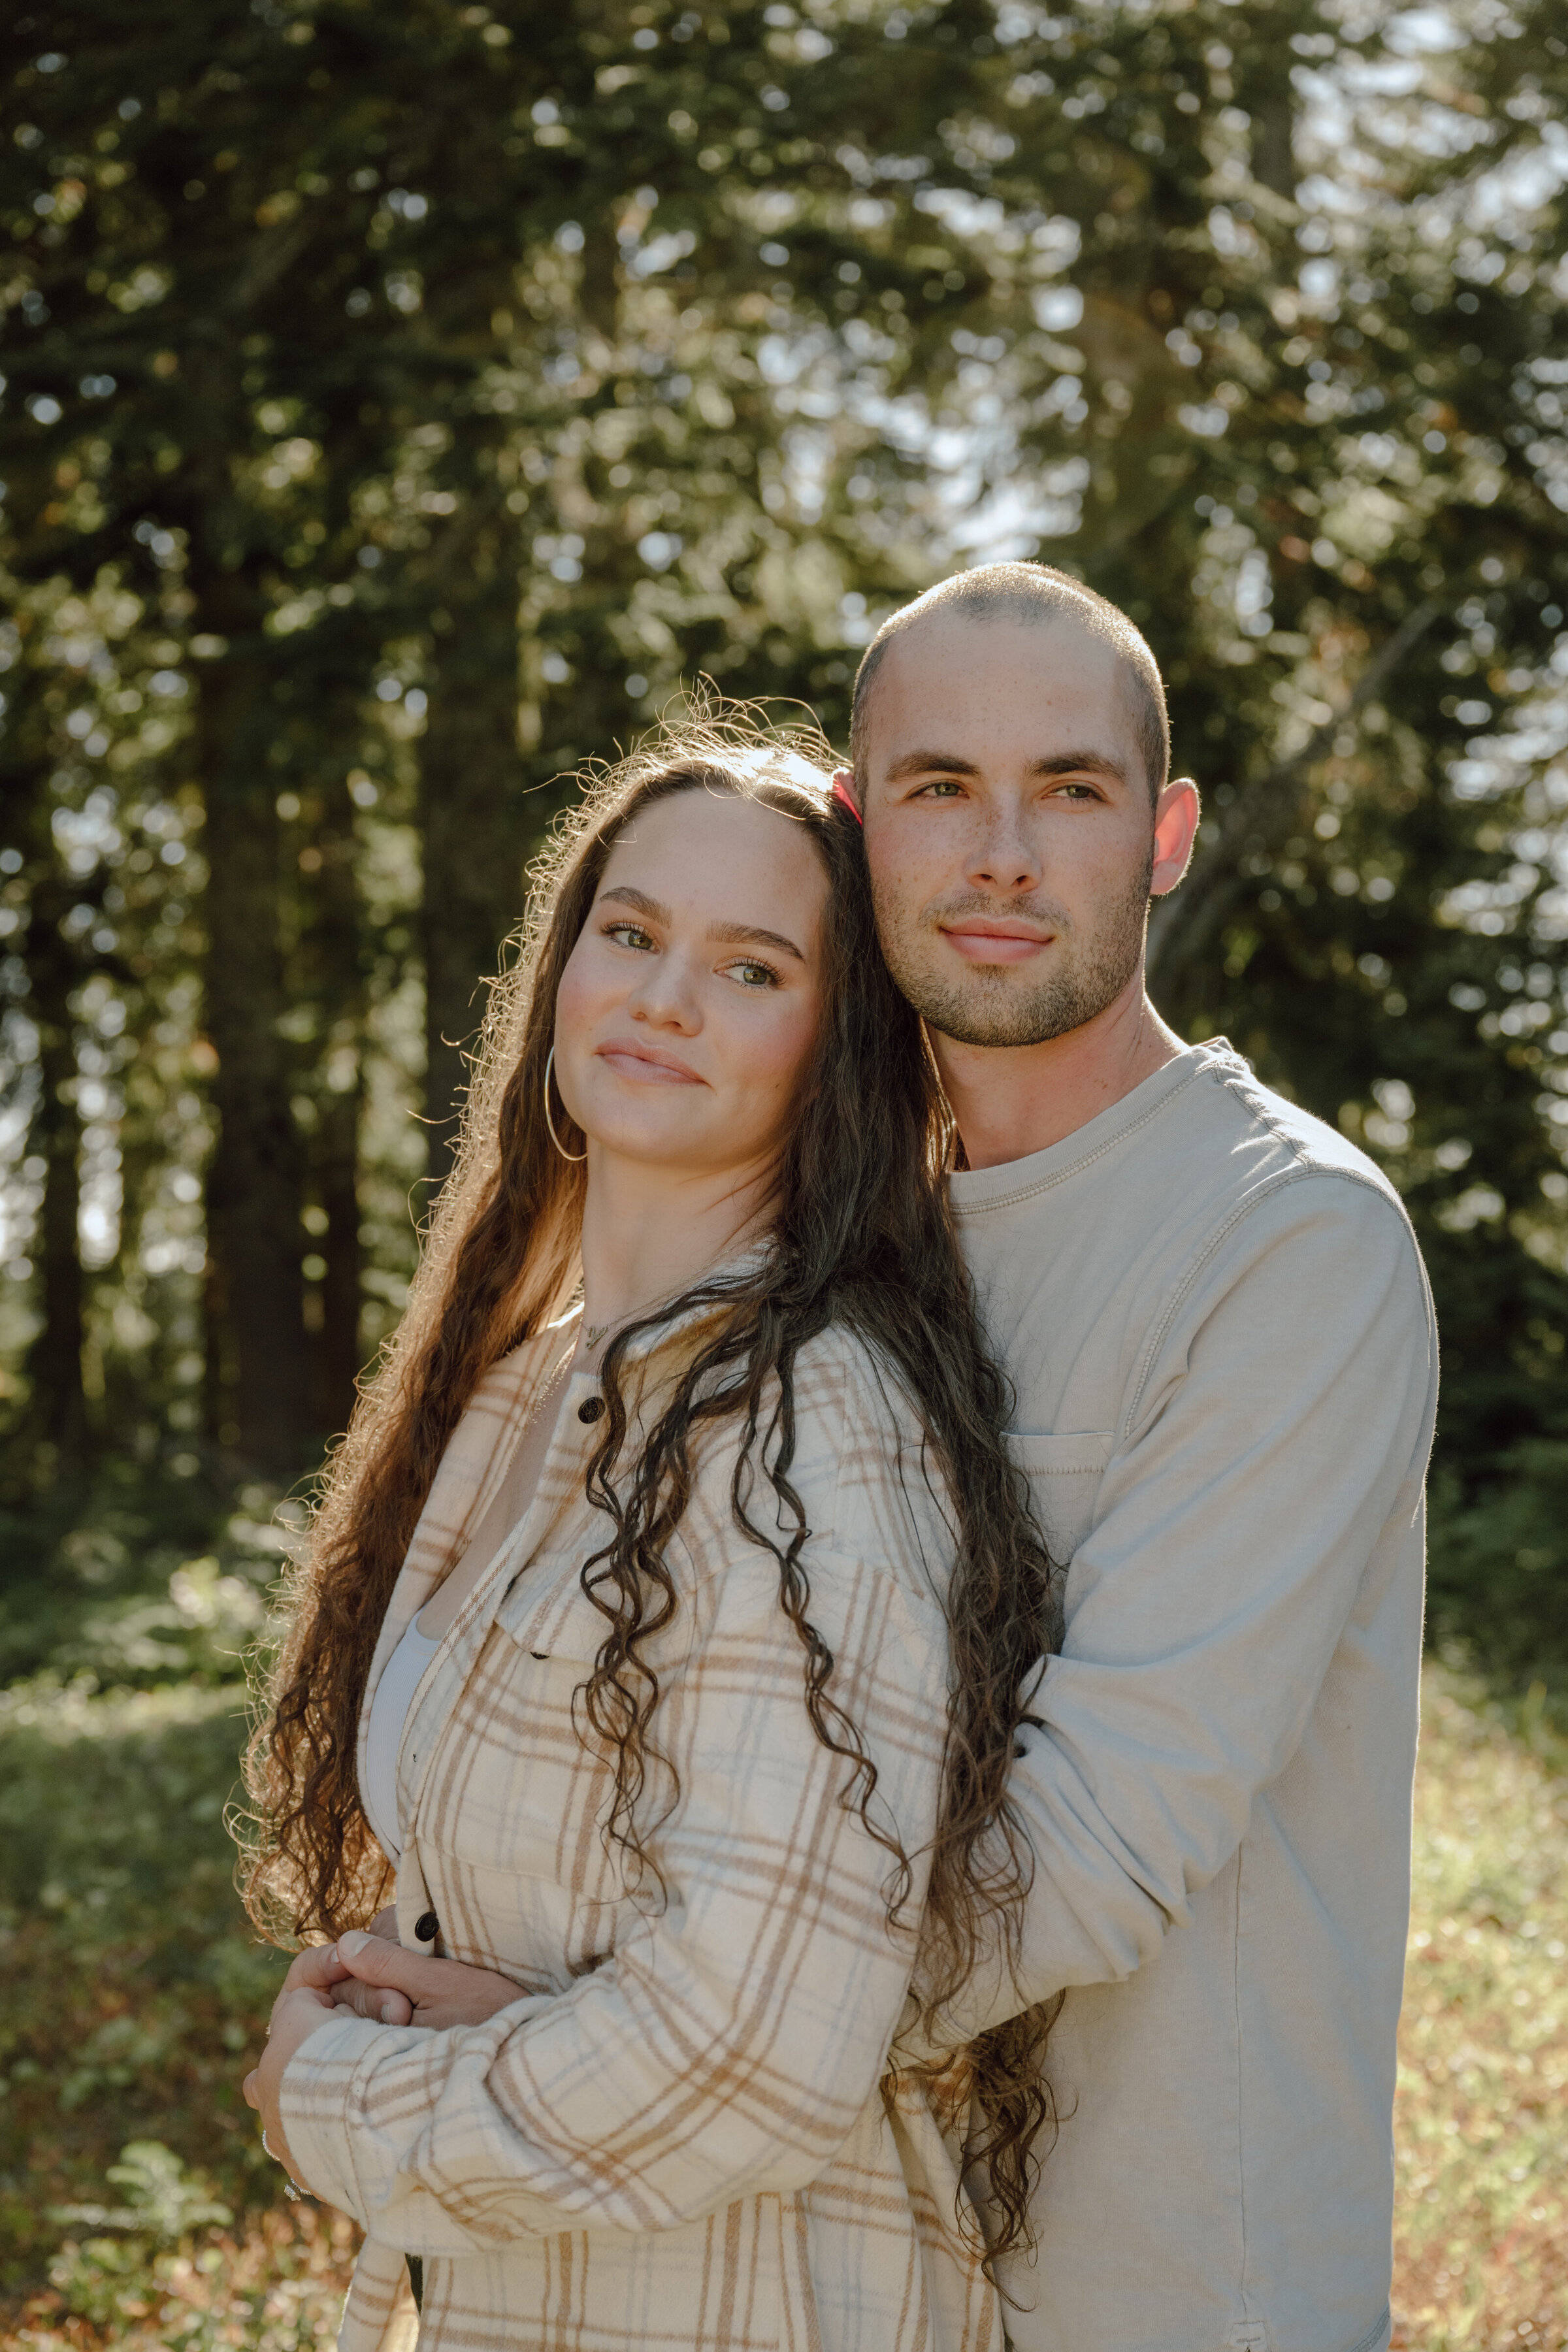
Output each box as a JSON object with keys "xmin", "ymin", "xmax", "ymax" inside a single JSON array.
[
  {"xmin": 0, "ymin": 1666, "xmax": 1563, "ymax": 2350},
  {"xmin": 1390, "ymin": 1674, "xmax": 1568, "ymax": 2350}
]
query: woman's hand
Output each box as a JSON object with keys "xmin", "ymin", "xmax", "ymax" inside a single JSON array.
[
  {"xmin": 325, "ymin": 1928, "xmax": 526, "ymax": 2031},
  {"xmin": 242, "ymin": 1980, "xmax": 341, "ymax": 2197},
  {"xmin": 278, "ymin": 1910, "xmax": 415, "ymax": 2025}
]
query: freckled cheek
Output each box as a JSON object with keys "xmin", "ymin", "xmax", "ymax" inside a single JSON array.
[
  {"xmin": 1054, "ymin": 835, "xmax": 1146, "ymax": 910},
  {"xmin": 729, "ymin": 1004, "xmax": 821, "ymax": 1137},
  {"xmin": 553, "ymin": 946, "xmax": 614, "ymax": 1052},
  {"xmin": 865, "ymin": 827, "xmax": 938, "ymax": 909}
]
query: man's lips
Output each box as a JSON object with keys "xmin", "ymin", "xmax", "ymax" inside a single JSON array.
[
  {"xmin": 938, "ymin": 918, "xmax": 1057, "ymax": 964},
  {"xmin": 593, "ymin": 1039, "xmax": 705, "ymax": 1084}
]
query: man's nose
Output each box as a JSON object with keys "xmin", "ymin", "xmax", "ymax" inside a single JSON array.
[{"xmin": 968, "ymin": 814, "xmax": 1041, "ymax": 895}]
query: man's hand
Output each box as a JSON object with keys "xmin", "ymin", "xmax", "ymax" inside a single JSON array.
[{"xmin": 323, "ymin": 1929, "xmax": 526, "ymax": 2031}]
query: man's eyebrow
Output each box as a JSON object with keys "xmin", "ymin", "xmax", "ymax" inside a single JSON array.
[
  {"xmin": 708, "ymin": 920, "xmax": 806, "ymax": 962},
  {"xmin": 883, "ymin": 746, "xmax": 1132, "ymax": 786},
  {"xmin": 884, "ymin": 749, "xmax": 985, "ymax": 781},
  {"xmin": 598, "ymin": 884, "xmax": 672, "ymax": 924},
  {"xmin": 1032, "ymin": 748, "xmax": 1132, "ymax": 786}
]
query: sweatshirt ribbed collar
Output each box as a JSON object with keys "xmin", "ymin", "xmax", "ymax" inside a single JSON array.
[{"xmin": 948, "ymin": 1037, "xmax": 1248, "ymax": 1219}]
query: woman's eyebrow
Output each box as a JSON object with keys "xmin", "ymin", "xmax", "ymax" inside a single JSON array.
[
  {"xmin": 599, "ymin": 886, "xmax": 805, "ymax": 963},
  {"xmin": 599, "ymin": 884, "xmax": 672, "ymax": 923},
  {"xmin": 708, "ymin": 921, "xmax": 806, "ymax": 962}
]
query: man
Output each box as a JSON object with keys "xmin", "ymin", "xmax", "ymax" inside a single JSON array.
[{"xmin": 841, "ymin": 561, "xmax": 1436, "ymax": 2352}]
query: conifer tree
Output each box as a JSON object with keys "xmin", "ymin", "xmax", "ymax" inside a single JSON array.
[{"xmin": 2, "ymin": 0, "xmax": 1565, "ymax": 1674}]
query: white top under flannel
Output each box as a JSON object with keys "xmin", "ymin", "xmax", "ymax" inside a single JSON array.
[{"xmin": 281, "ymin": 1303, "xmax": 1004, "ymax": 2352}]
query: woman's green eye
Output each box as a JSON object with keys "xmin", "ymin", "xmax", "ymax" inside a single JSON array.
[
  {"xmin": 606, "ymin": 923, "xmax": 655, "ymax": 951},
  {"xmin": 731, "ymin": 961, "xmax": 777, "ymax": 988}
]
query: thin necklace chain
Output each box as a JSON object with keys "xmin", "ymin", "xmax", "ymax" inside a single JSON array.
[
  {"xmin": 580, "ymin": 1281, "xmax": 687, "ymax": 1355},
  {"xmin": 581, "ymin": 1239, "xmax": 759, "ymax": 1359}
]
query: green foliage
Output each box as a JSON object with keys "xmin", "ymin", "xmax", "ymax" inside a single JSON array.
[
  {"xmin": 0, "ymin": 1456, "xmax": 295, "ymax": 1686},
  {"xmin": 1429, "ymin": 1441, "xmax": 1568, "ymax": 1684},
  {"xmin": 2, "ymin": 1665, "xmax": 1561, "ymax": 2344},
  {"xmin": 36, "ymin": 2190, "xmax": 355, "ymax": 2349},
  {"xmin": 1392, "ymin": 1671, "xmax": 1568, "ymax": 2344},
  {"xmin": 0, "ymin": 1670, "xmax": 287, "ymax": 2284},
  {"xmin": 48, "ymin": 2143, "xmax": 233, "ymax": 2328},
  {"xmin": 0, "ymin": 14, "xmax": 1565, "ymax": 1641}
]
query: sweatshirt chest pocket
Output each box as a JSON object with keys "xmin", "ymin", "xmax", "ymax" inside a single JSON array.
[{"xmin": 1005, "ymin": 1429, "xmax": 1113, "ymax": 1563}]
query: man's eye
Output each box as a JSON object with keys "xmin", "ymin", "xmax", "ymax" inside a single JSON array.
[
  {"xmin": 918, "ymin": 779, "xmax": 965, "ymax": 799},
  {"xmin": 606, "ymin": 923, "xmax": 655, "ymax": 951}
]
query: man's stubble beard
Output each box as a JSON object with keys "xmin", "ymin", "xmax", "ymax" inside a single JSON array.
[{"xmin": 872, "ymin": 845, "xmax": 1155, "ymax": 1050}]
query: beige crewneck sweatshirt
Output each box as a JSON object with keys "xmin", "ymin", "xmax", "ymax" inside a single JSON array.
[{"xmin": 951, "ymin": 1039, "xmax": 1437, "ymax": 2352}]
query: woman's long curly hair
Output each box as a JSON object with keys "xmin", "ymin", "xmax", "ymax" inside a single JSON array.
[{"xmin": 241, "ymin": 705, "xmax": 1064, "ymax": 2259}]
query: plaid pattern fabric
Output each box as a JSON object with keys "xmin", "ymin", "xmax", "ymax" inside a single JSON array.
[{"xmin": 281, "ymin": 1307, "xmax": 1004, "ymax": 2352}]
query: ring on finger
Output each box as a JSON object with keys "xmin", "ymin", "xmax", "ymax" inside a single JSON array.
[{"xmin": 262, "ymin": 2127, "xmax": 307, "ymax": 2202}]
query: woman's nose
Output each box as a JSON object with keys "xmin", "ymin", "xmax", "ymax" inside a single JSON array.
[{"xmin": 626, "ymin": 951, "xmax": 702, "ymax": 1030}]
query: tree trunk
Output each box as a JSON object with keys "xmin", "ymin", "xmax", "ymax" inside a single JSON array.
[
  {"xmin": 193, "ymin": 578, "xmax": 314, "ymax": 1476},
  {"xmin": 24, "ymin": 890, "xmax": 88, "ymax": 1467},
  {"xmin": 309, "ymin": 764, "xmax": 366, "ymax": 1435},
  {"xmin": 419, "ymin": 574, "xmax": 531, "ymax": 1171},
  {"xmin": 314, "ymin": 1075, "xmax": 363, "ymax": 1431},
  {"xmin": 1241, "ymin": 3, "xmax": 1308, "ymax": 201}
]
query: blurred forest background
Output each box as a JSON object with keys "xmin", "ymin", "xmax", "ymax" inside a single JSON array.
[{"xmin": 1, "ymin": 0, "xmax": 1566, "ymax": 2342}]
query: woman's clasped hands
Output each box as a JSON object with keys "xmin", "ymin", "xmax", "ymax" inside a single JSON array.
[
  {"xmin": 320, "ymin": 1921, "xmax": 527, "ymax": 2030},
  {"xmin": 244, "ymin": 1916, "xmax": 523, "ymax": 2198}
]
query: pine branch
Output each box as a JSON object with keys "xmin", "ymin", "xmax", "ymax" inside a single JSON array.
[{"xmin": 1147, "ymin": 599, "xmax": 1442, "ymax": 992}]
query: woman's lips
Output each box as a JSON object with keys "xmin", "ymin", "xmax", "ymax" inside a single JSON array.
[
  {"xmin": 593, "ymin": 1040, "xmax": 705, "ymax": 1084},
  {"xmin": 939, "ymin": 921, "xmax": 1056, "ymax": 964}
]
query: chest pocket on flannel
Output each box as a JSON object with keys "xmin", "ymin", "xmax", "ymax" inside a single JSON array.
[
  {"xmin": 1004, "ymin": 1429, "xmax": 1113, "ymax": 1566},
  {"xmin": 423, "ymin": 1574, "xmax": 624, "ymax": 1901}
]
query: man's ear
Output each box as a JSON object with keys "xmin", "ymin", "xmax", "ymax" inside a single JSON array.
[
  {"xmin": 830, "ymin": 768, "xmax": 863, "ymax": 825},
  {"xmin": 1151, "ymin": 777, "xmax": 1200, "ymax": 896}
]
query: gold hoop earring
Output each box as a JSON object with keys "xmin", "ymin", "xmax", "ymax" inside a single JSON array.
[{"xmin": 544, "ymin": 1046, "xmax": 587, "ymax": 1163}]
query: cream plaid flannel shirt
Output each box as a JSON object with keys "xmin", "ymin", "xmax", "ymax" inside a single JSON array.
[{"xmin": 280, "ymin": 1303, "xmax": 1005, "ymax": 2352}]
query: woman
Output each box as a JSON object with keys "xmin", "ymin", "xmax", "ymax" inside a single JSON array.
[{"xmin": 240, "ymin": 713, "xmax": 1058, "ymax": 2352}]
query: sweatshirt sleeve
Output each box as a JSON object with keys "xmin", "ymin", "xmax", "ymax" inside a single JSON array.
[
  {"xmin": 941, "ymin": 1170, "xmax": 1437, "ymax": 2038},
  {"xmin": 279, "ymin": 1375, "xmax": 952, "ymax": 2253}
]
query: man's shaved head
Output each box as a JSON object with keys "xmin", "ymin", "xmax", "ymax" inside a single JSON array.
[{"xmin": 851, "ymin": 561, "xmax": 1169, "ymax": 799}]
